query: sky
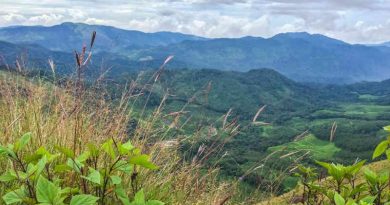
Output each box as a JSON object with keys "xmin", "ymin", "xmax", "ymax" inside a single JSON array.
[{"xmin": 0, "ymin": 0, "xmax": 389, "ymax": 44}]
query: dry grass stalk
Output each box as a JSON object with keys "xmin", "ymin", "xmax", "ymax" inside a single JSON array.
[{"xmin": 330, "ymin": 121, "xmax": 337, "ymax": 142}]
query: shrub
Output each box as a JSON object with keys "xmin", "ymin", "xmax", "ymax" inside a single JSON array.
[{"xmin": 293, "ymin": 125, "xmax": 390, "ymax": 205}]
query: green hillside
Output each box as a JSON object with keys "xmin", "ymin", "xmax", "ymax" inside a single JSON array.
[{"xmin": 102, "ymin": 68, "xmax": 390, "ymax": 194}]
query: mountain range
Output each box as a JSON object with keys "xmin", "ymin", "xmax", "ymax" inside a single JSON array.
[{"xmin": 0, "ymin": 22, "xmax": 390, "ymax": 84}]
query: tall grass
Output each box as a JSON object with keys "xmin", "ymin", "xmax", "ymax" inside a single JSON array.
[{"xmin": 0, "ymin": 31, "xmax": 300, "ymax": 204}]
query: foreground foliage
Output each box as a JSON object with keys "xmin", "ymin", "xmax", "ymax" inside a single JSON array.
[
  {"xmin": 0, "ymin": 132, "xmax": 162, "ymax": 205},
  {"xmin": 292, "ymin": 126, "xmax": 390, "ymax": 205}
]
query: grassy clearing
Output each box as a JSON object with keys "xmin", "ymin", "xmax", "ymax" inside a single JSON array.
[
  {"xmin": 268, "ymin": 134, "xmax": 340, "ymax": 160},
  {"xmin": 342, "ymin": 103, "xmax": 390, "ymax": 118},
  {"xmin": 358, "ymin": 94, "xmax": 381, "ymax": 100}
]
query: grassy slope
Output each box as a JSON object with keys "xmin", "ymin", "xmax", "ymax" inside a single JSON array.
[
  {"xmin": 0, "ymin": 71, "xmax": 244, "ymax": 204},
  {"xmin": 268, "ymin": 134, "xmax": 341, "ymax": 160}
]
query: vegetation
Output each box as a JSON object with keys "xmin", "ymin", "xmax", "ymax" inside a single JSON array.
[
  {"xmin": 1, "ymin": 30, "xmax": 390, "ymax": 204},
  {"xmin": 288, "ymin": 126, "xmax": 390, "ymax": 205}
]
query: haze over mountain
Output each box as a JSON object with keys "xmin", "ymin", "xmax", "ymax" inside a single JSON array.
[{"xmin": 1, "ymin": 22, "xmax": 390, "ymax": 84}]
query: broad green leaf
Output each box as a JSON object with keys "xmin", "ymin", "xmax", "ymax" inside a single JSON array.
[
  {"xmin": 36, "ymin": 155, "xmax": 48, "ymax": 177},
  {"xmin": 14, "ymin": 132, "xmax": 32, "ymax": 152},
  {"xmin": 346, "ymin": 199, "xmax": 357, "ymax": 205},
  {"xmin": 119, "ymin": 141, "xmax": 134, "ymax": 155},
  {"xmin": 36, "ymin": 176, "xmax": 61, "ymax": 204},
  {"xmin": 0, "ymin": 145, "xmax": 16, "ymax": 159},
  {"xmin": 76, "ymin": 151, "xmax": 90, "ymax": 163},
  {"xmin": 132, "ymin": 189, "xmax": 145, "ymax": 204},
  {"xmin": 70, "ymin": 194, "xmax": 99, "ymax": 205},
  {"xmin": 82, "ymin": 168, "xmax": 101, "ymax": 185},
  {"xmin": 146, "ymin": 200, "xmax": 165, "ymax": 205},
  {"xmin": 0, "ymin": 170, "xmax": 17, "ymax": 182},
  {"xmin": 334, "ymin": 193, "xmax": 345, "ymax": 205},
  {"xmin": 364, "ymin": 168, "xmax": 377, "ymax": 185},
  {"xmin": 102, "ymin": 139, "xmax": 116, "ymax": 159},
  {"xmin": 384, "ymin": 125, "xmax": 390, "ymax": 132},
  {"xmin": 66, "ymin": 158, "xmax": 83, "ymax": 173},
  {"xmin": 55, "ymin": 145, "xmax": 75, "ymax": 159},
  {"xmin": 16, "ymin": 171, "xmax": 27, "ymax": 180},
  {"xmin": 113, "ymin": 160, "xmax": 133, "ymax": 174},
  {"xmin": 129, "ymin": 155, "xmax": 158, "ymax": 170},
  {"xmin": 26, "ymin": 163, "xmax": 38, "ymax": 177},
  {"xmin": 110, "ymin": 175, "xmax": 122, "ymax": 185},
  {"xmin": 373, "ymin": 141, "xmax": 388, "ymax": 159},
  {"xmin": 54, "ymin": 164, "xmax": 72, "ymax": 173},
  {"xmin": 348, "ymin": 160, "xmax": 366, "ymax": 175},
  {"xmin": 2, "ymin": 187, "xmax": 27, "ymax": 205},
  {"xmin": 360, "ymin": 196, "xmax": 376, "ymax": 203},
  {"xmin": 316, "ymin": 161, "xmax": 332, "ymax": 171},
  {"xmin": 115, "ymin": 185, "xmax": 131, "ymax": 205},
  {"xmin": 60, "ymin": 187, "xmax": 79, "ymax": 195}
]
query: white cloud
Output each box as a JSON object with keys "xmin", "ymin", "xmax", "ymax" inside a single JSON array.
[{"xmin": 0, "ymin": 0, "xmax": 389, "ymax": 43}]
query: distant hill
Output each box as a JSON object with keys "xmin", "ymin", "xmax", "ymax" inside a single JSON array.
[
  {"xmin": 137, "ymin": 32, "xmax": 390, "ymax": 83},
  {"xmin": 1, "ymin": 23, "xmax": 390, "ymax": 83},
  {"xmin": 380, "ymin": 42, "xmax": 390, "ymax": 47},
  {"xmin": 0, "ymin": 22, "xmax": 205, "ymax": 53},
  {"xmin": 156, "ymin": 68, "xmax": 329, "ymax": 120}
]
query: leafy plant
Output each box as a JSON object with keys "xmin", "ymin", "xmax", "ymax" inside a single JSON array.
[
  {"xmin": 292, "ymin": 125, "xmax": 390, "ymax": 205},
  {"xmin": 0, "ymin": 132, "xmax": 163, "ymax": 205}
]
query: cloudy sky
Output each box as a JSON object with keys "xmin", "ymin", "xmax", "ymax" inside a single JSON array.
[{"xmin": 1, "ymin": 0, "xmax": 389, "ymax": 43}]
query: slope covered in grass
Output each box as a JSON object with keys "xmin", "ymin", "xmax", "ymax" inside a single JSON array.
[
  {"xmin": 0, "ymin": 70, "xmax": 251, "ymax": 204},
  {"xmin": 269, "ymin": 135, "xmax": 341, "ymax": 160}
]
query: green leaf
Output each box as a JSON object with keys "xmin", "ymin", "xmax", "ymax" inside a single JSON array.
[
  {"xmin": 360, "ymin": 196, "xmax": 376, "ymax": 203},
  {"xmin": 82, "ymin": 168, "xmax": 101, "ymax": 185},
  {"xmin": 0, "ymin": 170, "xmax": 18, "ymax": 182},
  {"xmin": 102, "ymin": 139, "xmax": 116, "ymax": 160},
  {"xmin": 334, "ymin": 193, "xmax": 345, "ymax": 205},
  {"xmin": 384, "ymin": 125, "xmax": 390, "ymax": 132},
  {"xmin": 55, "ymin": 145, "xmax": 75, "ymax": 159},
  {"xmin": 110, "ymin": 175, "xmax": 122, "ymax": 185},
  {"xmin": 54, "ymin": 164, "xmax": 72, "ymax": 173},
  {"xmin": 36, "ymin": 176, "xmax": 61, "ymax": 204},
  {"xmin": 115, "ymin": 185, "xmax": 131, "ymax": 205},
  {"xmin": 76, "ymin": 151, "xmax": 90, "ymax": 163},
  {"xmin": 113, "ymin": 160, "xmax": 133, "ymax": 174},
  {"xmin": 119, "ymin": 141, "xmax": 134, "ymax": 155},
  {"xmin": 373, "ymin": 140, "xmax": 388, "ymax": 159},
  {"xmin": 129, "ymin": 155, "xmax": 158, "ymax": 170},
  {"xmin": 66, "ymin": 158, "xmax": 83, "ymax": 174},
  {"xmin": 0, "ymin": 144, "xmax": 15, "ymax": 158},
  {"xmin": 146, "ymin": 200, "xmax": 165, "ymax": 205},
  {"xmin": 35, "ymin": 155, "xmax": 48, "ymax": 177},
  {"xmin": 316, "ymin": 161, "xmax": 332, "ymax": 170},
  {"xmin": 70, "ymin": 194, "xmax": 99, "ymax": 205},
  {"xmin": 2, "ymin": 187, "xmax": 27, "ymax": 204},
  {"xmin": 132, "ymin": 189, "xmax": 145, "ymax": 204},
  {"xmin": 14, "ymin": 132, "xmax": 32, "ymax": 152}
]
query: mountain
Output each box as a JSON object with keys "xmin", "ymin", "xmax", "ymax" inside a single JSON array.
[
  {"xmin": 136, "ymin": 32, "xmax": 390, "ymax": 83},
  {"xmin": 0, "ymin": 22, "xmax": 205, "ymax": 53},
  {"xmin": 1, "ymin": 23, "xmax": 390, "ymax": 83},
  {"xmin": 380, "ymin": 42, "xmax": 390, "ymax": 47}
]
